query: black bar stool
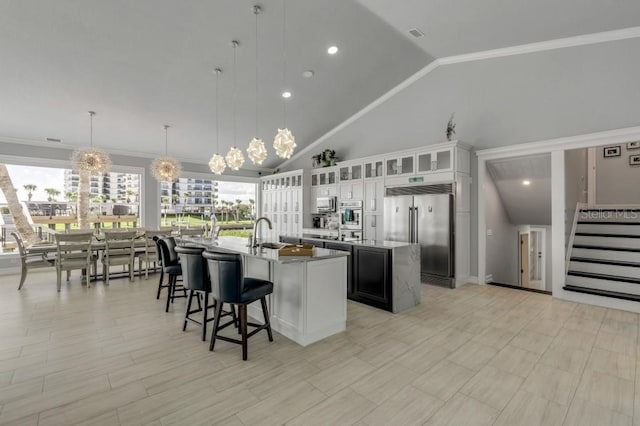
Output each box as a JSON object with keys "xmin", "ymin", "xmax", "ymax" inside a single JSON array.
[
  {"xmin": 174, "ymin": 246, "xmax": 237, "ymax": 341},
  {"xmin": 156, "ymin": 236, "xmax": 187, "ymax": 312},
  {"xmin": 202, "ymin": 250, "xmax": 274, "ymax": 361},
  {"xmin": 152, "ymin": 236, "xmax": 167, "ymax": 299}
]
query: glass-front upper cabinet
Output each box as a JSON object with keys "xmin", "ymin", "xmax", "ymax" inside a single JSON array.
[
  {"xmin": 417, "ymin": 148, "xmax": 453, "ymax": 173},
  {"xmin": 364, "ymin": 159, "xmax": 384, "ymax": 179},
  {"xmin": 339, "ymin": 164, "xmax": 362, "ymax": 181},
  {"xmin": 385, "ymin": 154, "xmax": 414, "ymax": 176},
  {"xmin": 311, "ymin": 174, "xmax": 318, "ymax": 186}
]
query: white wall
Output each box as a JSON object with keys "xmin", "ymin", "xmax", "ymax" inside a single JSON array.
[
  {"xmin": 484, "ymin": 171, "xmax": 519, "ymax": 285},
  {"xmin": 564, "ymin": 148, "xmax": 588, "ymax": 247},
  {"xmin": 596, "ymin": 143, "xmax": 640, "ymax": 204}
]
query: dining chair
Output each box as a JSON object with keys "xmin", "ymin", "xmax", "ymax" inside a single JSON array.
[
  {"xmin": 102, "ymin": 230, "xmax": 137, "ymax": 285},
  {"xmin": 54, "ymin": 231, "xmax": 94, "ymax": 291},
  {"xmin": 12, "ymin": 232, "xmax": 55, "ymax": 290},
  {"xmin": 137, "ymin": 230, "xmax": 166, "ymax": 279},
  {"xmin": 156, "ymin": 236, "xmax": 187, "ymax": 312}
]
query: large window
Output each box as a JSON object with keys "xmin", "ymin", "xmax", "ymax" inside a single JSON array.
[
  {"xmin": 160, "ymin": 178, "xmax": 256, "ymax": 237},
  {"xmin": 0, "ymin": 161, "xmax": 142, "ymax": 253}
]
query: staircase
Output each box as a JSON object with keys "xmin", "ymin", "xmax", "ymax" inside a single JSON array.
[{"xmin": 565, "ymin": 205, "xmax": 640, "ymax": 301}]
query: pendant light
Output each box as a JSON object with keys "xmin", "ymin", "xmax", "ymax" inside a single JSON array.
[
  {"xmin": 225, "ymin": 40, "xmax": 245, "ymax": 171},
  {"xmin": 273, "ymin": 0, "xmax": 296, "ymax": 159},
  {"xmin": 246, "ymin": 5, "xmax": 267, "ymax": 166},
  {"xmin": 208, "ymin": 68, "xmax": 227, "ymax": 175},
  {"xmin": 151, "ymin": 125, "xmax": 182, "ymax": 182},
  {"xmin": 71, "ymin": 111, "xmax": 112, "ymax": 175}
]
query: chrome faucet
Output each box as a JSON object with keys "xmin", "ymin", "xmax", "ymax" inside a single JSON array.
[{"xmin": 252, "ymin": 216, "xmax": 272, "ymax": 247}]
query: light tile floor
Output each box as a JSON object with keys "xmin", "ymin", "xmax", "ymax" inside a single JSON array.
[{"xmin": 0, "ymin": 270, "xmax": 638, "ymax": 425}]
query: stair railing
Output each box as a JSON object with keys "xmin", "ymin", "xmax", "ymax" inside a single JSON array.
[{"xmin": 565, "ymin": 202, "xmax": 585, "ymax": 274}]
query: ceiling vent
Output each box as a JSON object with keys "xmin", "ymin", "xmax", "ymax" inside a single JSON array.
[
  {"xmin": 45, "ymin": 137, "xmax": 62, "ymax": 143},
  {"xmin": 408, "ymin": 28, "xmax": 425, "ymax": 38}
]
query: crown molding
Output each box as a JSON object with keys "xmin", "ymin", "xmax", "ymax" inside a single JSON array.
[
  {"xmin": 0, "ymin": 135, "xmax": 269, "ymax": 174},
  {"xmin": 476, "ymin": 126, "xmax": 640, "ymax": 160},
  {"xmin": 278, "ymin": 26, "xmax": 640, "ymax": 169}
]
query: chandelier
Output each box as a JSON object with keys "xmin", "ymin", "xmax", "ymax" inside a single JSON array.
[
  {"xmin": 225, "ymin": 40, "xmax": 245, "ymax": 171},
  {"xmin": 246, "ymin": 5, "xmax": 268, "ymax": 166},
  {"xmin": 273, "ymin": 0, "xmax": 296, "ymax": 159},
  {"xmin": 208, "ymin": 68, "xmax": 226, "ymax": 175},
  {"xmin": 71, "ymin": 111, "xmax": 112, "ymax": 175},
  {"xmin": 151, "ymin": 125, "xmax": 182, "ymax": 182}
]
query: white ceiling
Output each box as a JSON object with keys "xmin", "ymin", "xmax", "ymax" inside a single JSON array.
[
  {"xmin": 356, "ymin": 0, "xmax": 640, "ymax": 57},
  {"xmin": 487, "ymin": 154, "xmax": 551, "ymax": 225},
  {"xmin": 0, "ymin": 0, "xmax": 429, "ymax": 170}
]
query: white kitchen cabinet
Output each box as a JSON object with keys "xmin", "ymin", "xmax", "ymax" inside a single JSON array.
[
  {"xmin": 339, "ymin": 181, "xmax": 363, "ymax": 201},
  {"xmin": 363, "ymin": 214, "xmax": 384, "ymax": 241},
  {"xmin": 416, "ymin": 148, "xmax": 453, "ymax": 173},
  {"xmin": 316, "ymin": 185, "xmax": 337, "ymax": 197},
  {"xmin": 338, "ymin": 163, "xmax": 362, "ymax": 182},
  {"xmin": 385, "ymin": 154, "xmax": 415, "ymax": 177},
  {"xmin": 364, "ymin": 158, "xmax": 384, "ymax": 179},
  {"xmin": 364, "ymin": 179, "xmax": 384, "ymax": 213}
]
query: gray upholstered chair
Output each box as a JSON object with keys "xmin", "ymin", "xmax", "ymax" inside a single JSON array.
[
  {"xmin": 101, "ymin": 230, "xmax": 137, "ymax": 285},
  {"xmin": 54, "ymin": 232, "xmax": 94, "ymax": 291},
  {"xmin": 12, "ymin": 232, "xmax": 54, "ymax": 290}
]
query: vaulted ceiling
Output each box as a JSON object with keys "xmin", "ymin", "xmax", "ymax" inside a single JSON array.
[{"xmin": 1, "ymin": 1, "xmax": 638, "ymax": 173}]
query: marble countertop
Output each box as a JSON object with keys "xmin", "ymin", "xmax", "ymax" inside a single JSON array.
[
  {"xmin": 179, "ymin": 236, "xmax": 349, "ymax": 264},
  {"xmin": 280, "ymin": 234, "xmax": 415, "ymax": 249}
]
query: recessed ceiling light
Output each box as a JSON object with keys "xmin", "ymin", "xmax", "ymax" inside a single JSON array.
[
  {"xmin": 282, "ymin": 91, "xmax": 292, "ymax": 98},
  {"xmin": 302, "ymin": 70, "xmax": 314, "ymax": 78},
  {"xmin": 327, "ymin": 46, "xmax": 338, "ymax": 55},
  {"xmin": 522, "ymin": 180, "xmax": 531, "ymax": 186}
]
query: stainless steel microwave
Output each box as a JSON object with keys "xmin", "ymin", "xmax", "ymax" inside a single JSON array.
[{"xmin": 316, "ymin": 196, "xmax": 337, "ymax": 213}]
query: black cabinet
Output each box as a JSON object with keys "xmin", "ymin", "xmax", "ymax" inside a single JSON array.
[
  {"xmin": 352, "ymin": 245, "xmax": 392, "ymax": 311},
  {"xmin": 280, "ymin": 236, "xmax": 301, "ymax": 245},
  {"xmin": 323, "ymin": 241, "xmax": 354, "ymax": 296}
]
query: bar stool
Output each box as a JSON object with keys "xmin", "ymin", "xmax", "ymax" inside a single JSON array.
[
  {"xmin": 202, "ymin": 250, "xmax": 274, "ymax": 361},
  {"xmin": 174, "ymin": 246, "xmax": 236, "ymax": 342},
  {"xmin": 156, "ymin": 236, "xmax": 187, "ymax": 312}
]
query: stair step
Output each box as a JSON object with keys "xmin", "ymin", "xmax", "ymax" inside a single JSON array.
[
  {"xmin": 578, "ymin": 221, "xmax": 640, "ymax": 225},
  {"xmin": 576, "ymin": 224, "xmax": 640, "ymax": 236},
  {"xmin": 570, "ymin": 257, "xmax": 640, "ymax": 268},
  {"xmin": 567, "ymin": 271, "xmax": 640, "ymax": 285},
  {"xmin": 569, "ymin": 261, "xmax": 640, "ymax": 279},
  {"xmin": 566, "ymin": 273, "xmax": 640, "ymax": 296},
  {"xmin": 571, "ymin": 248, "xmax": 640, "ymax": 262},
  {"xmin": 573, "ymin": 236, "xmax": 640, "ymax": 250},
  {"xmin": 575, "ymin": 233, "xmax": 640, "ymax": 238},
  {"xmin": 563, "ymin": 285, "xmax": 640, "ymax": 302},
  {"xmin": 572, "ymin": 245, "xmax": 640, "ymax": 253}
]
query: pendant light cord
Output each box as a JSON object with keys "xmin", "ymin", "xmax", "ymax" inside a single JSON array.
[
  {"xmin": 282, "ymin": 0, "xmax": 287, "ymax": 127},
  {"xmin": 255, "ymin": 7, "xmax": 259, "ymax": 137},
  {"xmin": 88, "ymin": 111, "xmax": 95, "ymax": 148},
  {"xmin": 164, "ymin": 125, "xmax": 169, "ymax": 155},
  {"xmin": 233, "ymin": 41, "xmax": 238, "ymax": 148},
  {"xmin": 215, "ymin": 69, "xmax": 220, "ymax": 153}
]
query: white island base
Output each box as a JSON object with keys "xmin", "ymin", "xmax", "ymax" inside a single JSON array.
[{"xmin": 245, "ymin": 256, "xmax": 347, "ymax": 346}]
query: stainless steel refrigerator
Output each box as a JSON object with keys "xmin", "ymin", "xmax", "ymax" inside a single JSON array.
[{"xmin": 384, "ymin": 193, "xmax": 454, "ymax": 287}]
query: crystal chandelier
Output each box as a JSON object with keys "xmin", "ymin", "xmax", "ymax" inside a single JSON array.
[
  {"xmin": 71, "ymin": 111, "xmax": 112, "ymax": 175},
  {"xmin": 273, "ymin": 0, "xmax": 296, "ymax": 159},
  {"xmin": 151, "ymin": 125, "xmax": 182, "ymax": 182},
  {"xmin": 208, "ymin": 68, "xmax": 226, "ymax": 175},
  {"xmin": 246, "ymin": 5, "xmax": 268, "ymax": 166},
  {"xmin": 225, "ymin": 40, "xmax": 245, "ymax": 171}
]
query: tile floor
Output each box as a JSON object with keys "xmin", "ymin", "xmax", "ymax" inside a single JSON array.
[{"xmin": 0, "ymin": 270, "xmax": 638, "ymax": 425}]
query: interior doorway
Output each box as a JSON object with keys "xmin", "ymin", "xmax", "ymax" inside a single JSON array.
[{"xmin": 519, "ymin": 227, "xmax": 546, "ymax": 291}]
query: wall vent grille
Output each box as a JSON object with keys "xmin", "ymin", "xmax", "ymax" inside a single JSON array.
[{"xmin": 386, "ymin": 183, "xmax": 453, "ymax": 196}]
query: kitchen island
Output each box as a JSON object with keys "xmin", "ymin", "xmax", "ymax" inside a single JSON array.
[
  {"xmin": 180, "ymin": 236, "xmax": 349, "ymax": 346},
  {"xmin": 280, "ymin": 234, "xmax": 421, "ymax": 313}
]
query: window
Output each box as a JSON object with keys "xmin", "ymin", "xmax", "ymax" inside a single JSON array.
[{"xmin": 0, "ymin": 161, "xmax": 143, "ymax": 254}]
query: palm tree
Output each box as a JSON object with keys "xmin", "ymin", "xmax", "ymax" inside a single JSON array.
[
  {"xmin": 65, "ymin": 191, "xmax": 78, "ymax": 215},
  {"xmin": 23, "ymin": 184, "xmax": 37, "ymax": 202},
  {"xmin": 44, "ymin": 188, "xmax": 60, "ymax": 202},
  {"xmin": 0, "ymin": 164, "xmax": 37, "ymax": 244},
  {"xmin": 126, "ymin": 190, "xmax": 136, "ymax": 203},
  {"xmin": 248, "ymin": 198, "xmax": 255, "ymax": 219},
  {"xmin": 234, "ymin": 199, "xmax": 242, "ymax": 222}
]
